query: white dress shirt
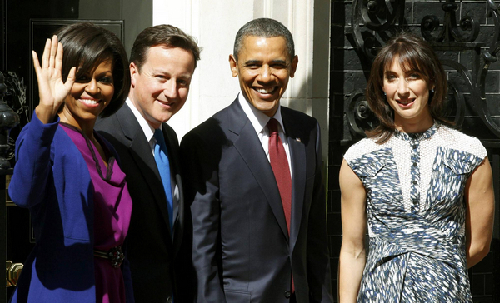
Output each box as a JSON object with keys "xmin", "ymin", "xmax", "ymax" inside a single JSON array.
[
  {"xmin": 126, "ymin": 98, "xmax": 180, "ymax": 230},
  {"xmin": 237, "ymin": 93, "xmax": 292, "ymax": 177}
]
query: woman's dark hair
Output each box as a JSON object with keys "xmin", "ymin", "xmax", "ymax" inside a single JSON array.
[
  {"xmin": 55, "ymin": 22, "xmax": 130, "ymax": 117},
  {"xmin": 366, "ymin": 32, "xmax": 449, "ymax": 143}
]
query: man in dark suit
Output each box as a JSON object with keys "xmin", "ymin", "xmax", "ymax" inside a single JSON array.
[
  {"xmin": 180, "ymin": 18, "xmax": 333, "ymax": 303},
  {"xmin": 96, "ymin": 24, "xmax": 200, "ymax": 303}
]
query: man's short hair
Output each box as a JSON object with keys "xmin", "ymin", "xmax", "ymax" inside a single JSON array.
[
  {"xmin": 233, "ymin": 18, "xmax": 295, "ymax": 61},
  {"xmin": 130, "ymin": 24, "xmax": 201, "ymax": 70}
]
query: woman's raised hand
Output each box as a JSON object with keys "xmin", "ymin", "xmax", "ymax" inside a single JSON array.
[{"xmin": 33, "ymin": 35, "xmax": 76, "ymax": 124}]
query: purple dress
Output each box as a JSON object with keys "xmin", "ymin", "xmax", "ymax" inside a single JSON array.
[{"xmin": 61, "ymin": 124, "xmax": 132, "ymax": 303}]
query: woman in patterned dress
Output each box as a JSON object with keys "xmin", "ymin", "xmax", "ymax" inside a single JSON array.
[
  {"xmin": 338, "ymin": 32, "xmax": 495, "ymax": 302},
  {"xmin": 8, "ymin": 23, "xmax": 133, "ymax": 302}
]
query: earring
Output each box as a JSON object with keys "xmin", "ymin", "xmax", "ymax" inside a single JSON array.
[
  {"xmin": 431, "ymin": 88, "xmax": 435, "ymax": 93},
  {"xmin": 383, "ymin": 91, "xmax": 386, "ymax": 96}
]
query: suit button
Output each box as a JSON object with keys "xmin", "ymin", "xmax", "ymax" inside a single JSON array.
[{"xmin": 284, "ymin": 290, "xmax": 291, "ymax": 298}]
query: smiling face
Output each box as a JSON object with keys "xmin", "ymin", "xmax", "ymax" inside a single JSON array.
[
  {"xmin": 129, "ymin": 45, "xmax": 195, "ymax": 129},
  {"xmin": 60, "ymin": 58, "xmax": 114, "ymax": 130},
  {"xmin": 229, "ymin": 36, "xmax": 298, "ymax": 117},
  {"xmin": 382, "ymin": 57, "xmax": 434, "ymax": 131}
]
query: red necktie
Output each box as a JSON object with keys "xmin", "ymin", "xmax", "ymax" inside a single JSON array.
[
  {"xmin": 267, "ymin": 118, "xmax": 292, "ymax": 234},
  {"xmin": 268, "ymin": 118, "xmax": 294, "ymax": 293}
]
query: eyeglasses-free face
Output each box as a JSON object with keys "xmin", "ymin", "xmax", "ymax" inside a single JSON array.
[
  {"xmin": 229, "ymin": 36, "xmax": 298, "ymax": 117},
  {"xmin": 382, "ymin": 57, "xmax": 434, "ymax": 132},
  {"xmin": 60, "ymin": 58, "xmax": 114, "ymax": 130}
]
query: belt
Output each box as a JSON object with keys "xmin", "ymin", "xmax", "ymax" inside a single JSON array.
[{"xmin": 93, "ymin": 246, "xmax": 124, "ymax": 268}]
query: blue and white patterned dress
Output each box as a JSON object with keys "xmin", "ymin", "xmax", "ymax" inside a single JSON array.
[{"xmin": 344, "ymin": 123, "xmax": 486, "ymax": 302}]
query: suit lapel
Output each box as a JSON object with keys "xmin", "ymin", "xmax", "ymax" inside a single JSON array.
[
  {"xmin": 226, "ymin": 100, "xmax": 289, "ymax": 239},
  {"xmin": 282, "ymin": 109, "xmax": 306, "ymax": 250},
  {"xmin": 116, "ymin": 106, "xmax": 174, "ymax": 240}
]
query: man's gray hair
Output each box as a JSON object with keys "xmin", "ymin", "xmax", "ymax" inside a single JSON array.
[{"xmin": 233, "ymin": 18, "xmax": 295, "ymax": 61}]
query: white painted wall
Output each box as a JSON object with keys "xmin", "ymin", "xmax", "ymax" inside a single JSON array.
[{"xmin": 152, "ymin": 0, "xmax": 331, "ymax": 162}]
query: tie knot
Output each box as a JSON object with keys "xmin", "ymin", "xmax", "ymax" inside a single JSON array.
[
  {"xmin": 154, "ymin": 128, "xmax": 164, "ymax": 143},
  {"xmin": 267, "ymin": 118, "xmax": 279, "ymax": 134}
]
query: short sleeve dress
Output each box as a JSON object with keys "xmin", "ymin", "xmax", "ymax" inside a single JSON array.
[{"xmin": 343, "ymin": 123, "xmax": 486, "ymax": 302}]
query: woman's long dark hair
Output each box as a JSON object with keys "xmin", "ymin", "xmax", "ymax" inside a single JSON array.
[
  {"xmin": 366, "ymin": 32, "xmax": 449, "ymax": 143},
  {"xmin": 55, "ymin": 22, "xmax": 130, "ymax": 117}
]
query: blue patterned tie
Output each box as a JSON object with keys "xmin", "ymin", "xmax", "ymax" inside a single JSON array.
[{"xmin": 153, "ymin": 129, "xmax": 173, "ymax": 230}]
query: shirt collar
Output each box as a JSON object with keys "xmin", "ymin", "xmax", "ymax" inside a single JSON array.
[
  {"xmin": 126, "ymin": 97, "xmax": 161, "ymax": 143},
  {"xmin": 394, "ymin": 122, "xmax": 438, "ymax": 142},
  {"xmin": 237, "ymin": 92, "xmax": 286, "ymax": 134}
]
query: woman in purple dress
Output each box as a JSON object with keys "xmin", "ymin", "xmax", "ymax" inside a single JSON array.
[{"xmin": 8, "ymin": 22, "xmax": 133, "ymax": 303}]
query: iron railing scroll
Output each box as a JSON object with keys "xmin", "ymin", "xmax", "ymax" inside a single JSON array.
[
  {"xmin": 0, "ymin": 71, "xmax": 20, "ymax": 303},
  {"xmin": 344, "ymin": 0, "xmax": 500, "ymax": 144}
]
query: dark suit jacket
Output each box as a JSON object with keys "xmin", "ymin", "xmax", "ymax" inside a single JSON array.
[
  {"xmin": 180, "ymin": 98, "xmax": 333, "ymax": 303},
  {"xmin": 96, "ymin": 104, "xmax": 191, "ymax": 303}
]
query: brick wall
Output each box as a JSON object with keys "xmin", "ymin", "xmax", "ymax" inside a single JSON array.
[{"xmin": 328, "ymin": 1, "xmax": 500, "ymax": 301}]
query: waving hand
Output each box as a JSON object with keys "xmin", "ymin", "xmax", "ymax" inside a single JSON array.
[{"xmin": 32, "ymin": 35, "xmax": 76, "ymax": 124}]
